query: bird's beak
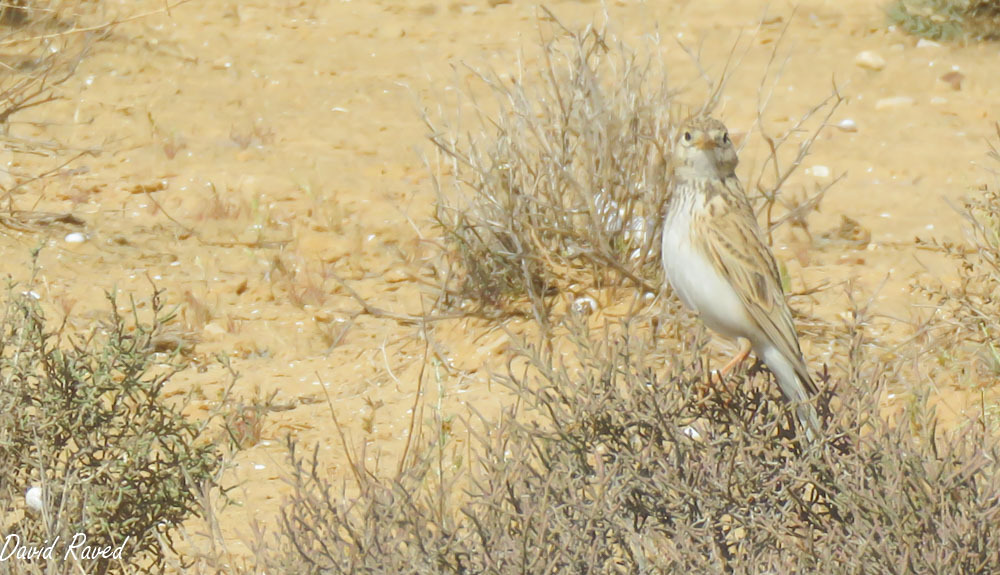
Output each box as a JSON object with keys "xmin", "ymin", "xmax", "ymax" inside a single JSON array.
[{"xmin": 694, "ymin": 137, "xmax": 717, "ymax": 151}]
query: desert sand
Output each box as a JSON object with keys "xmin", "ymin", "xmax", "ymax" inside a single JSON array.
[{"xmin": 6, "ymin": 0, "xmax": 998, "ymax": 558}]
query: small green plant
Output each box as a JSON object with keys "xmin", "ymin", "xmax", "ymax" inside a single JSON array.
[
  {"xmin": 0, "ymin": 287, "xmax": 221, "ymax": 574},
  {"xmin": 888, "ymin": 0, "xmax": 1000, "ymax": 41}
]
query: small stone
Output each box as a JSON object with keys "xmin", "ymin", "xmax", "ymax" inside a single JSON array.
[
  {"xmin": 939, "ymin": 71, "xmax": 964, "ymax": 91},
  {"xmin": 916, "ymin": 38, "xmax": 942, "ymax": 48},
  {"xmin": 875, "ymin": 96, "xmax": 914, "ymax": 110},
  {"xmin": 64, "ymin": 232, "xmax": 87, "ymax": 243},
  {"xmin": 855, "ymin": 51, "xmax": 886, "ymax": 71},
  {"xmin": 836, "ymin": 118, "xmax": 858, "ymax": 132},
  {"xmin": 682, "ymin": 426, "xmax": 702, "ymax": 440},
  {"xmin": 808, "ymin": 165, "xmax": 831, "ymax": 178},
  {"xmin": 203, "ymin": 322, "xmax": 227, "ymax": 338}
]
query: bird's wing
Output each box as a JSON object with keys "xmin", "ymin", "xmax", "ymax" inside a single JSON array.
[{"xmin": 692, "ymin": 176, "xmax": 817, "ymax": 395}]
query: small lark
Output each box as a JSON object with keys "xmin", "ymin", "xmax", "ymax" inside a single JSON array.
[{"xmin": 661, "ymin": 116, "xmax": 821, "ymax": 438}]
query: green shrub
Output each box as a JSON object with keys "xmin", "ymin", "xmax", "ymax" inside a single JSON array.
[
  {"xmin": 0, "ymin": 287, "xmax": 221, "ymax": 574},
  {"xmin": 888, "ymin": 0, "xmax": 1000, "ymax": 41}
]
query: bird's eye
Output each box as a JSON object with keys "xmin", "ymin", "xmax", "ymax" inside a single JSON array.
[
  {"xmin": 722, "ymin": 132, "xmax": 730, "ymax": 144},
  {"xmin": 683, "ymin": 131, "xmax": 692, "ymax": 142}
]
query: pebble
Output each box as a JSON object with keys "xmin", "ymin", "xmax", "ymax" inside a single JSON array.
[
  {"xmin": 203, "ymin": 322, "xmax": 227, "ymax": 338},
  {"xmin": 855, "ymin": 51, "xmax": 886, "ymax": 71},
  {"xmin": 836, "ymin": 118, "xmax": 858, "ymax": 132},
  {"xmin": 875, "ymin": 96, "xmax": 914, "ymax": 110},
  {"xmin": 917, "ymin": 38, "xmax": 942, "ymax": 48},
  {"xmin": 25, "ymin": 487, "xmax": 43, "ymax": 512},
  {"xmin": 682, "ymin": 426, "xmax": 702, "ymax": 440},
  {"xmin": 808, "ymin": 165, "xmax": 831, "ymax": 178},
  {"xmin": 64, "ymin": 232, "xmax": 87, "ymax": 243},
  {"xmin": 939, "ymin": 71, "xmax": 964, "ymax": 91}
]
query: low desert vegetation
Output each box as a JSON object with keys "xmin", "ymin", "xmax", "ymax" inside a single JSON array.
[
  {"xmin": 916, "ymin": 124, "xmax": 1000, "ymax": 417},
  {"xmin": 888, "ymin": 0, "xmax": 1000, "ymax": 41},
  {"xmin": 0, "ymin": 283, "xmax": 221, "ymax": 575},
  {"xmin": 3, "ymin": 3, "xmax": 1000, "ymax": 574},
  {"xmin": 227, "ymin": 16, "xmax": 1000, "ymax": 575},
  {"xmin": 261, "ymin": 312, "xmax": 1000, "ymax": 573}
]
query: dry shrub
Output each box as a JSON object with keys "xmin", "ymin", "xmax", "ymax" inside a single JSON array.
[
  {"xmin": 229, "ymin": 13, "xmax": 1000, "ymax": 575},
  {"xmin": 887, "ymin": 0, "xmax": 1000, "ymax": 42},
  {"xmin": 258, "ymin": 305, "xmax": 1000, "ymax": 573},
  {"xmin": 426, "ymin": 14, "xmax": 839, "ymax": 325},
  {"xmin": 0, "ymin": 3, "xmax": 88, "ymax": 218},
  {"xmin": 0, "ymin": 0, "xmax": 157, "ymax": 208},
  {"xmin": 426, "ymin": 18, "xmax": 671, "ymax": 322},
  {"xmin": 0, "ymin": 4, "xmax": 225, "ymax": 575},
  {"xmin": 915, "ymin": 123, "xmax": 1000, "ymax": 410},
  {"xmin": 0, "ymin": 0, "xmax": 95, "ymax": 124},
  {"xmin": 920, "ymin": 191, "xmax": 1000, "ymax": 379}
]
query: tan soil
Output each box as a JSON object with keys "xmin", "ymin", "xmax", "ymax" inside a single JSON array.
[{"xmin": 5, "ymin": 0, "xmax": 998, "ymax": 561}]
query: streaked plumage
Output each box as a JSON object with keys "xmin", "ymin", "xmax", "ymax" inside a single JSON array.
[{"xmin": 662, "ymin": 116, "xmax": 821, "ymax": 439}]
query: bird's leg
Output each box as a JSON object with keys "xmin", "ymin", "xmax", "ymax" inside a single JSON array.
[
  {"xmin": 719, "ymin": 339, "xmax": 752, "ymax": 376},
  {"xmin": 706, "ymin": 341, "xmax": 752, "ymax": 399}
]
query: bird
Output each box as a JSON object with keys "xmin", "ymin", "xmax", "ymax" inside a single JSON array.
[{"xmin": 660, "ymin": 115, "xmax": 821, "ymax": 439}]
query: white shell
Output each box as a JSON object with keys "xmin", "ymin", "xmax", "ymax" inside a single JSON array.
[{"xmin": 26, "ymin": 486, "xmax": 43, "ymax": 512}]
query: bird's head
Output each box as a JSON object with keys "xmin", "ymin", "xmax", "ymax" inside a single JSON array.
[{"xmin": 673, "ymin": 116, "xmax": 738, "ymax": 177}]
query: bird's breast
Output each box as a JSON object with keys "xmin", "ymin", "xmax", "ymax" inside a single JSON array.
[{"xmin": 661, "ymin": 198, "xmax": 753, "ymax": 341}]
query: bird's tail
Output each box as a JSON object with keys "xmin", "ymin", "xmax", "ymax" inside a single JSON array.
[{"xmin": 761, "ymin": 345, "xmax": 821, "ymax": 441}]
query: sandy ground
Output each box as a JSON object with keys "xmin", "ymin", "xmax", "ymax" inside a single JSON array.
[{"xmin": 6, "ymin": 0, "xmax": 999, "ymax": 561}]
